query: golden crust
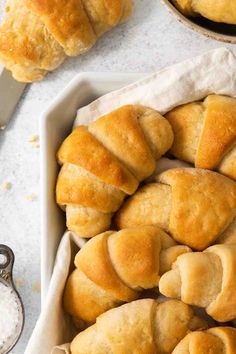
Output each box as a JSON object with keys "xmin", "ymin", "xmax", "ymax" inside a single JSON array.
[
  {"xmin": 218, "ymin": 146, "xmax": 236, "ymax": 180},
  {"xmin": 160, "ymin": 252, "xmax": 223, "ymax": 309},
  {"xmin": 217, "ymin": 217, "xmax": 236, "ymax": 245},
  {"xmin": 172, "ymin": 331, "xmax": 225, "ymax": 354},
  {"xmin": 115, "ymin": 183, "xmax": 172, "ymax": 231},
  {"xmin": 107, "ymin": 226, "xmax": 165, "ymax": 290},
  {"xmin": 205, "ymin": 244, "xmax": 236, "ymax": 321},
  {"xmin": 197, "ymin": 95, "xmax": 236, "ymax": 169},
  {"xmin": 172, "ymin": 327, "xmax": 236, "ymax": 354},
  {"xmin": 63, "ymin": 267, "xmax": 122, "ymax": 325},
  {"xmin": 64, "ymin": 226, "xmax": 189, "ymax": 324},
  {"xmin": 159, "ymin": 244, "xmax": 236, "ymax": 322},
  {"xmin": 57, "ymin": 105, "xmax": 173, "ymax": 238},
  {"xmin": 56, "ymin": 163, "xmax": 125, "ymax": 213},
  {"xmin": 154, "ymin": 301, "xmax": 207, "ymax": 353},
  {"xmin": 0, "ymin": 0, "xmax": 133, "ymax": 81},
  {"xmin": 88, "ymin": 105, "xmax": 156, "ymax": 181},
  {"xmin": 71, "ymin": 324, "xmax": 112, "ymax": 354},
  {"xmin": 173, "ymin": 0, "xmax": 236, "ymax": 24},
  {"xmin": 74, "ymin": 231, "xmax": 138, "ymax": 302},
  {"xmin": 70, "ymin": 299, "xmax": 206, "ymax": 354},
  {"xmin": 57, "ymin": 125, "xmax": 138, "ymax": 195},
  {"xmin": 66, "ymin": 205, "xmax": 112, "ymax": 238},
  {"xmin": 193, "ymin": 0, "xmax": 236, "ymax": 24},
  {"xmin": 82, "ymin": 0, "xmax": 133, "ymax": 36},
  {"xmin": 24, "ymin": 0, "xmax": 96, "ymax": 56},
  {"xmin": 166, "ymin": 102, "xmax": 204, "ymax": 164},
  {"xmin": 96, "ymin": 299, "xmax": 156, "ymax": 354},
  {"xmin": 160, "ymin": 245, "xmax": 192, "ymax": 274},
  {"xmin": 171, "ymin": 0, "xmax": 195, "ymax": 16},
  {"xmin": 0, "ymin": 59, "xmax": 47, "ymax": 82},
  {"xmin": 138, "ymin": 107, "xmax": 174, "ymax": 160},
  {"xmin": 157, "ymin": 168, "xmax": 236, "ymax": 250},
  {"xmin": 0, "ymin": 0, "xmax": 65, "ymax": 82},
  {"xmin": 166, "ymin": 95, "xmax": 236, "ymax": 181},
  {"xmin": 117, "ymin": 168, "xmax": 236, "ymax": 251},
  {"xmin": 208, "ymin": 327, "xmax": 236, "ymax": 354}
]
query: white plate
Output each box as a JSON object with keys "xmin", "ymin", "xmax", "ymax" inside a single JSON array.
[{"xmin": 40, "ymin": 72, "xmax": 147, "ymax": 305}]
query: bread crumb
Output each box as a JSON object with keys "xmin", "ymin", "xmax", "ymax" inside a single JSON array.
[
  {"xmin": 2, "ymin": 182, "xmax": 12, "ymax": 191},
  {"xmin": 32, "ymin": 281, "xmax": 41, "ymax": 293},
  {"xmin": 15, "ymin": 278, "xmax": 25, "ymax": 288},
  {"xmin": 35, "ymin": 144, "xmax": 40, "ymax": 149},
  {"xmin": 26, "ymin": 193, "xmax": 37, "ymax": 201},
  {"xmin": 28, "ymin": 135, "xmax": 38, "ymax": 143}
]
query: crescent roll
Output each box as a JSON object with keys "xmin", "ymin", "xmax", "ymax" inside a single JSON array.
[
  {"xmin": 159, "ymin": 244, "xmax": 236, "ymax": 322},
  {"xmin": 0, "ymin": 0, "xmax": 133, "ymax": 82},
  {"xmin": 70, "ymin": 299, "xmax": 207, "ymax": 354},
  {"xmin": 166, "ymin": 95, "xmax": 236, "ymax": 181},
  {"xmin": 56, "ymin": 105, "xmax": 174, "ymax": 238},
  {"xmin": 64, "ymin": 225, "xmax": 191, "ymax": 324},
  {"xmin": 172, "ymin": 0, "xmax": 236, "ymax": 24},
  {"xmin": 116, "ymin": 168, "xmax": 236, "ymax": 250},
  {"xmin": 172, "ymin": 327, "xmax": 236, "ymax": 354}
]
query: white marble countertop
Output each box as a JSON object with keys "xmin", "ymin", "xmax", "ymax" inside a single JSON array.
[{"xmin": 0, "ymin": 0, "xmax": 235, "ymax": 353}]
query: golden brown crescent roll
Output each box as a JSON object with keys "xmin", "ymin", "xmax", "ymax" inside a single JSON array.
[
  {"xmin": 159, "ymin": 244, "xmax": 236, "ymax": 322},
  {"xmin": 116, "ymin": 168, "xmax": 236, "ymax": 250},
  {"xmin": 166, "ymin": 95, "xmax": 236, "ymax": 181},
  {"xmin": 64, "ymin": 225, "xmax": 191, "ymax": 324},
  {"xmin": 172, "ymin": 0, "xmax": 236, "ymax": 24},
  {"xmin": 0, "ymin": 0, "xmax": 65, "ymax": 82},
  {"xmin": 56, "ymin": 105, "xmax": 174, "ymax": 238},
  {"xmin": 172, "ymin": 327, "xmax": 236, "ymax": 354},
  {"xmin": 70, "ymin": 299, "xmax": 207, "ymax": 354},
  {"xmin": 0, "ymin": 0, "xmax": 133, "ymax": 82}
]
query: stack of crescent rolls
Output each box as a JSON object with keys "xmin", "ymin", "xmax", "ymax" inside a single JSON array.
[{"xmin": 56, "ymin": 94, "xmax": 236, "ymax": 353}]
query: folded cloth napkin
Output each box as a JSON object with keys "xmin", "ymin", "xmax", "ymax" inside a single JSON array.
[
  {"xmin": 74, "ymin": 47, "xmax": 236, "ymax": 128},
  {"xmin": 25, "ymin": 47, "xmax": 236, "ymax": 354}
]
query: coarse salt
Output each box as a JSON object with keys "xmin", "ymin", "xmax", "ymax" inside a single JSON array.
[{"xmin": 0, "ymin": 282, "xmax": 20, "ymax": 351}]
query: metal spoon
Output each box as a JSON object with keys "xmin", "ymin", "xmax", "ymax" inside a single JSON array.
[{"xmin": 0, "ymin": 245, "xmax": 24, "ymax": 354}]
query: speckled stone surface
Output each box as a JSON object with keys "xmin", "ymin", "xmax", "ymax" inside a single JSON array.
[{"xmin": 0, "ymin": 1, "xmax": 235, "ymax": 353}]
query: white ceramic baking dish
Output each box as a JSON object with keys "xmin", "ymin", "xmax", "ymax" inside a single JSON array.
[{"xmin": 40, "ymin": 72, "xmax": 147, "ymax": 305}]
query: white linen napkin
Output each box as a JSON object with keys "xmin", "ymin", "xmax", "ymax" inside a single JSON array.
[
  {"xmin": 25, "ymin": 47, "xmax": 236, "ymax": 354},
  {"xmin": 74, "ymin": 47, "xmax": 236, "ymax": 127}
]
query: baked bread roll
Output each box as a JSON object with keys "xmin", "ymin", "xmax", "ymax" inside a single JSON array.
[
  {"xmin": 166, "ymin": 95, "xmax": 236, "ymax": 181},
  {"xmin": 0, "ymin": 0, "xmax": 133, "ymax": 82},
  {"xmin": 172, "ymin": 0, "xmax": 236, "ymax": 24},
  {"xmin": 172, "ymin": 327, "xmax": 236, "ymax": 354},
  {"xmin": 159, "ymin": 244, "xmax": 236, "ymax": 322},
  {"xmin": 64, "ymin": 225, "xmax": 191, "ymax": 324},
  {"xmin": 70, "ymin": 299, "xmax": 207, "ymax": 354},
  {"xmin": 116, "ymin": 168, "xmax": 236, "ymax": 250},
  {"xmin": 56, "ymin": 105, "xmax": 174, "ymax": 238}
]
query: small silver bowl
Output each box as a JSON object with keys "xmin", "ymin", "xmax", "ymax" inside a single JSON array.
[
  {"xmin": 0, "ymin": 245, "xmax": 24, "ymax": 354},
  {"xmin": 161, "ymin": 0, "xmax": 236, "ymax": 44}
]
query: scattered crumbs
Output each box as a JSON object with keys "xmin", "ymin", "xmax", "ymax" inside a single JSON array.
[
  {"xmin": 2, "ymin": 182, "xmax": 12, "ymax": 192},
  {"xmin": 32, "ymin": 281, "xmax": 41, "ymax": 293},
  {"xmin": 26, "ymin": 193, "xmax": 37, "ymax": 201},
  {"xmin": 28, "ymin": 135, "xmax": 40, "ymax": 149},
  {"xmin": 15, "ymin": 277, "xmax": 25, "ymax": 288},
  {"xmin": 28, "ymin": 135, "xmax": 38, "ymax": 143}
]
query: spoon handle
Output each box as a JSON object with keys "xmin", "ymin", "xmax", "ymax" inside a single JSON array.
[{"xmin": 0, "ymin": 244, "xmax": 15, "ymax": 286}]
